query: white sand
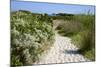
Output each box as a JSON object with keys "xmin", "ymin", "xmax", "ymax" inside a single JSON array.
[{"xmin": 34, "ymin": 32, "xmax": 89, "ymax": 65}]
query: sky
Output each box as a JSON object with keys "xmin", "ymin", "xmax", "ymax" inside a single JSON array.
[{"xmin": 11, "ymin": 1, "xmax": 95, "ymax": 14}]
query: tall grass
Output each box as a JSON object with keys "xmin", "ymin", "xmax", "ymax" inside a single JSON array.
[
  {"xmin": 56, "ymin": 20, "xmax": 83, "ymax": 36},
  {"xmin": 56, "ymin": 14, "xmax": 95, "ymax": 61},
  {"xmin": 73, "ymin": 15, "xmax": 95, "ymax": 60}
]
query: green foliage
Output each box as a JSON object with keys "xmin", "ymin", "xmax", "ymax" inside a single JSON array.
[
  {"xmin": 72, "ymin": 15, "xmax": 95, "ymax": 30},
  {"xmin": 11, "ymin": 10, "xmax": 55, "ymax": 66},
  {"xmin": 84, "ymin": 49, "xmax": 95, "ymax": 61},
  {"xmin": 71, "ymin": 15, "xmax": 95, "ymax": 60},
  {"xmin": 56, "ymin": 14, "xmax": 95, "ymax": 60},
  {"xmin": 51, "ymin": 13, "xmax": 74, "ymax": 20}
]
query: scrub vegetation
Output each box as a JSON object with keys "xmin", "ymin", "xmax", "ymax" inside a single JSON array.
[
  {"xmin": 55, "ymin": 13, "xmax": 95, "ymax": 61},
  {"xmin": 11, "ymin": 10, "xmax": 95, "ymax": 66},
  {"xmin": 11, "ymin": 10, "xmax": 55, "ymax": 66}
]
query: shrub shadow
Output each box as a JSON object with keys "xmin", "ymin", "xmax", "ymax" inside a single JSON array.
[{"xmin": 63, "ymin": 49, "xmax": 81, "ymax": 54}]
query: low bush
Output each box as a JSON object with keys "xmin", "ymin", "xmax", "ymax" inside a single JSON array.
[{"xmin": 11, "ymin": 10, "xmax": 55, "ymax": 66}]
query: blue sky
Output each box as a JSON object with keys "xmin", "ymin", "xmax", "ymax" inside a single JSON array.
[{"xmin": 11, "ymin": 1, "xmax": 95, "ymax": 14}]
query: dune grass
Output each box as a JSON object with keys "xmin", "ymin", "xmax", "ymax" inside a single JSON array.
[{"xmin": 55, "ymin": 14, "xmax": 95, "ymax": 61}]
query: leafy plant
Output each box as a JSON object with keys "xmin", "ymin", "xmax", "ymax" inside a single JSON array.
[{"xmin": 11, "ymin": 10, "xmax": 55, "ymax": 66}]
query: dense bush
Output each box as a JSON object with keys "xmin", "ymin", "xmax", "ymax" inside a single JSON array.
[{"xmin": 11, "ymin": 10, "xmax": 55, "ymax": 66}]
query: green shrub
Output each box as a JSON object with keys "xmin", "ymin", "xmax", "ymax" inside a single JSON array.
[
  {"xmin": 11, "ymin": 10, "xmax": 55, "ymax": 66},
  {"xmin": 84, "ymin": 49, "xmax": 95, "ymax": 61}
]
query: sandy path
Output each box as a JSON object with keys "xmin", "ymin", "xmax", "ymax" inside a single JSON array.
[{"xmin": 34, "ymin": 32, "xmax": 89, "ymax": 65}]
